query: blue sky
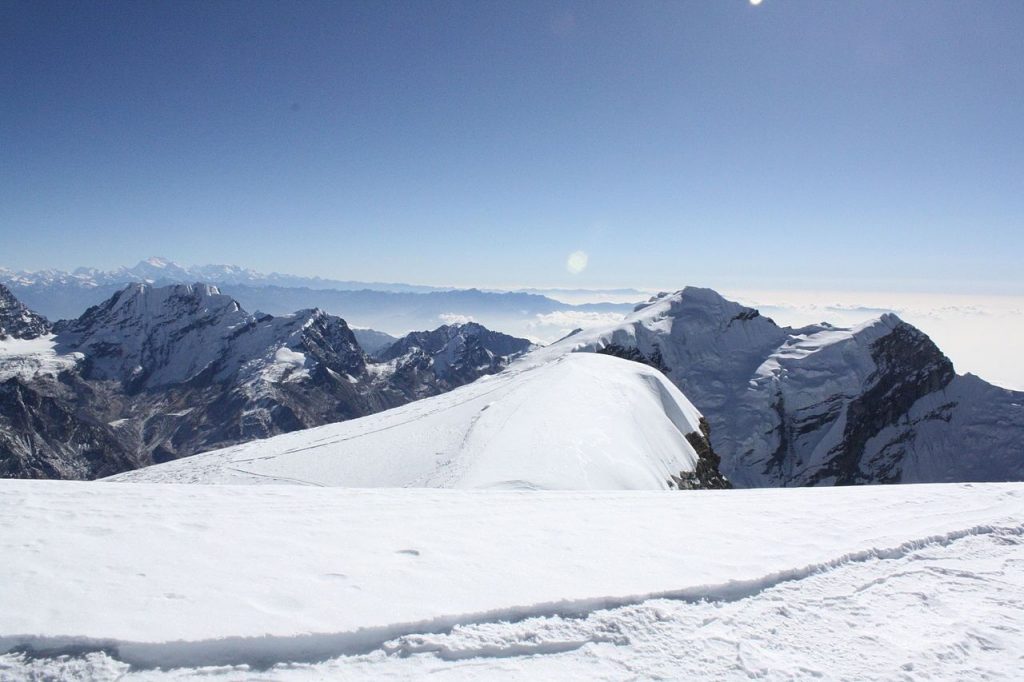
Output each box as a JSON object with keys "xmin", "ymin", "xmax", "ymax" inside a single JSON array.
[{"xmin": 2, "ymin": 0, "xmax": 1022, "ymax": 292}]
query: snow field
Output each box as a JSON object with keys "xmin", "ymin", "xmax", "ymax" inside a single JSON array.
[{"xmin": 1, "ymin": 480, "xmax": 1021, "ymax": 678}]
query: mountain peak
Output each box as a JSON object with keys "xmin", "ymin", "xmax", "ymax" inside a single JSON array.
[
  {"xmin": 55, "ymin": 282, "xmax": 250, "ymax": 388},
  {"xmin": 0, "ymin": 283, "xmax": 50, "ymax": 340}
]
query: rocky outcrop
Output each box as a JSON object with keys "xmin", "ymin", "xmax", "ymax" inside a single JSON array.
[
  {"xmin": 376, "ymin": 322, "xmax": 533, "ymax": 400},
  {"xmin": 596, "ymin": 343, "xmax": 669, "ymax": 374},
  {"xmin": 0, "ymin": 284, "xmax": 50, "ymax": 340},
  {"xmin": 670, "ymin": 418, "xmax": 732, "ymax": 490},
  {"xmin": 810, "ymin": 320, "xmax": 956, "ymax": 485}
]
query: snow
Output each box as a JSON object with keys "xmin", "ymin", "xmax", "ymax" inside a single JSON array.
[
  {"xmin": 110, "ymin": 353, "xmax": 706, "ymax": 490},
  {"xmin": 0, "ymin": 481, "xmax": 1021, "ymax": 678},
  {"xmin": 262, "ymin": 346, "xmax": 309, "ymax": 383},
  {"xmin": 0, "ymin": 334, "xmax": 81, "ymax": 381},
  {"xmin": 514, "ymin": 288, "xmax": 1024, "ymax": 488}
]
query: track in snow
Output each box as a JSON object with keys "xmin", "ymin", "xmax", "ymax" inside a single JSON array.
[{"xmin": 5, "ymin": 523, "xmax": 1022, "ymax": 672}]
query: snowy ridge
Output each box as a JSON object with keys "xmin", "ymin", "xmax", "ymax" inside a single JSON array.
[
  {"xmin": 525, "ymin": 287, "xmax": 1024, "ymax": 487},
  {"xmin": 111, "ymin": 353, "xmax": 709, "ymax": 490}
]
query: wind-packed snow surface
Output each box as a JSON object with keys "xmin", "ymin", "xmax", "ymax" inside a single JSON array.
[
  {"xmin": 0, "ymin": 481, "xmax": 1021, "ymax": 679},
  {"xmin": 110, "ymin": 353, "xmax": 706, "ymax": 490}
]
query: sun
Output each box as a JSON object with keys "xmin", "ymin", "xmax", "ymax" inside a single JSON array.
[
  {"xmin": 750, "ymin": 0, "xmax": 763, "ymax": 5},
  {"xmin": 566, "ymin": 250, "xmax": 588, "ymax": 275}
]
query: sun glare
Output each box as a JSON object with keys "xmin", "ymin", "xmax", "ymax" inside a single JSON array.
[{"xmin": 566, "ymin": 250, "xmax": 589, "ymax": 274}]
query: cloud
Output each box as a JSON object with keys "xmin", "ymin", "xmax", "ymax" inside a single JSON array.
[
  {"xmin": 727, "ymin": 289, "xmax": 1024, "ymax": 391},
  {"xmin": 530, "ymin": 310, "xmax": 625, "ymax": 330},
  {"xmin": 566, "ymin": 251, "xmax": 588, "ymax": 275},
  {"xmin": 438, "ymin": 313, "xmax": 474, "ymax": 325}
]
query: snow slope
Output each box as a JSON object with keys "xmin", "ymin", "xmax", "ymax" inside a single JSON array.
[
  {"xmin": 110, "ymin": 353, "xmax": 708, "ymax": 490},
  {"xmin": 525, "ymin": 287, "xmax": 1024, "ymax": 487},
  {"xmin": 0, "ymin": 481, "xmax": 1021, "ymax": 678}
]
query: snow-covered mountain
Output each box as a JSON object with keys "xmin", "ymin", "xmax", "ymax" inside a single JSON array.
[
  {"xmin": 110, "ymin": 352, "xmax": 729, "ymax": 490},
  {"xmin": 0, "ymin": 284, "xmax": 532, "ymax": 479},
  {"xmin": 3, "ymin": 282, "xmax": 1020, "ymax": 487},
  {"xmin": 0, "ymin": 283, "xmax": 50, "ymax": 340},
  {"xmin": 373, "ymin": 322, "xmax": 535, "ymax": 400},
  {"xmin": 0, "ymin": 257, "xmax": 441, "ymax": 292},
  {"xmin": 530, "ymin": 287, "xmax": 1024, "ymax": 486},
  {"xmin": 0, "ymin": 258, "xmax": 635, "ymax": 340}
]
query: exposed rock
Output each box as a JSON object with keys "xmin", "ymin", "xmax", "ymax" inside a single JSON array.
[
  {"xmin": 670, "ymin": 418, "xmax": 732, "ymax": 490},
  {"xmin": 375, "ymin": 322, "xmax": 534, "ymax": 400},
  {"xmin": 596, "ymin": 343, "xmax": 669, "ymax": 374},
  {"xmin": 0, "ymin": 284, "xmax": 50, "ymax": 340}
]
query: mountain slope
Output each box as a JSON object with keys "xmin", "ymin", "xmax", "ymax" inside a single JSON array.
[
  {"xmin": 0, "ymin": 283, "xmax": 50, "ymax": 340},
  {"xmin": 350, "ymin": 327, "xmax": 398, "ymax": 355},
  {"xmin": 373, "ymin": 322, "xmax": 534, "ymax": 399},
  {"xmin": 110, "ymin": 353, "xmax": 728, "ymax": 490},
  {"xmin": 529, "ymin": 287, "xmax": 1024, "ymax": 487},
  {"xmin": 0, "ymin": 284, "xmax": 536, "ymax": 479}
]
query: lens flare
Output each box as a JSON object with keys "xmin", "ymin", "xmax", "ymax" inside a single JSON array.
[{"xmin": 566, "ymin": 250, "xmax": 588, "ymax": 274}]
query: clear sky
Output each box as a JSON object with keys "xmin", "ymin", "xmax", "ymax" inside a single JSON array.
[{"xmin": 2, "ymin": 0, "xmax": 1022, "ymax": 292}]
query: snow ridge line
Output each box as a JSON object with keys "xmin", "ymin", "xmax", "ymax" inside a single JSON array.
[{"xmin": 3, "ymin": 522, "xmax": 1021, "ymax": 670}]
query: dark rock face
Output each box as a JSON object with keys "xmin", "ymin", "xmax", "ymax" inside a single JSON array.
[
  {"xmin": 0, "ymin": 378, "xmax": 139, "ymax": 479},
  {"xmin": 0, "ymin": 284, "xmax": 50, "ymax": 340},
  {"xmin": 597, "ymin": 344, "xmax": 669, "ymax": 374},
  {"xmin": 813, "ymin": 322, "xmax": 956, "ymax": 485},
  {"xmin": 670, "ymin": 418, "xmax": 732, "ymax": 490},
  {"xmin": 377, "ymin": 323, "xmax": 533, "ymax": 400},
  {"xmin": 0, "ymin": 283, "xmax": 535, "ymax": 480}
]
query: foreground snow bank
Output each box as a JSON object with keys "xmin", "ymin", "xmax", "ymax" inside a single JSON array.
[
  {"xmin": 109, "ymin": 353, "xmax": 707, "ymax": 490},
  {"xmin": 1, "ymin": 480, "xmax": 1021, "ymax": 677}
]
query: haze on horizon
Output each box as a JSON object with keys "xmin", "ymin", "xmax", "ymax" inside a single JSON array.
[{"xmin": 2, "ymin": 0, "xmax": 1022, "ymax": 295}]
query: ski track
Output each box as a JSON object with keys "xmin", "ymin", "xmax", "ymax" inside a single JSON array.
[
  {"xmin": 234, "ymin": 368, "xmax": 537, "ymax": 463},
  {"xmin": 221, "ymin": 467, "xmax": 325, "ymax": 487},
  {"xmin": 4, "ymin": 521, "xmax": 1020, "ymax": 672}
]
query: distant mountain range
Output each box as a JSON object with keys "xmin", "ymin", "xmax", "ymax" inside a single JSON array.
[
  {"xmin": 0, "ymin": 256, "xmax": 453, "ymax": 293},
  {"xmin": 113, "ymin": 285, "xmax": 1024, "ymax": 490},
  {"xmin": 3, "ymin": 281, "xmax": 1021, "ymax": 487},
  {"xmin": 0, "ymin": 258, "xmax": 636, "ymax": 341},
  {"xmin": 0, "ymin": 282, "xmax": 532, "ymax": 479}
]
